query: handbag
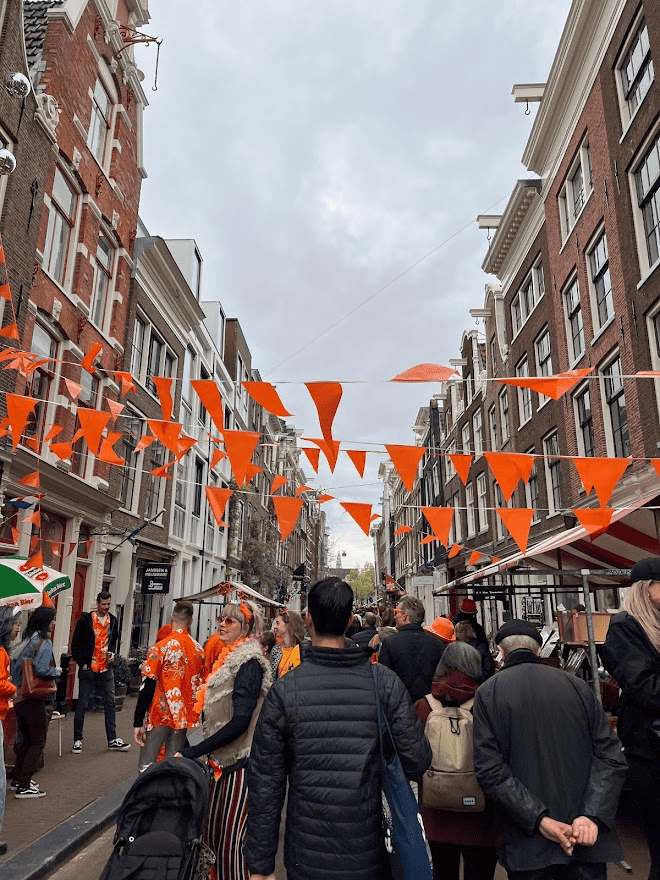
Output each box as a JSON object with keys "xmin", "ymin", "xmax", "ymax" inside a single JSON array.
[
  {"xmin": 372, "ymin": 667, "xmax": 432, "ymax": 880},
  {"xmin": 22, "ymin": 640, "xmax": 56, "ymax": 700}
]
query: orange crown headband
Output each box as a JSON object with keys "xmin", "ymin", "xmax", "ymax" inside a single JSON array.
[{"xmin": 238, "ymin": 602, "xmax": 253, "ymax": 624}]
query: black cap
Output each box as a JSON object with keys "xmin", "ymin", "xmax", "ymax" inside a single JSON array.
[
  {"xmin": 630, "ymin": 558, "xmax": 660, "ymax": 583},
  {"xmin": 495, "ymin": 618, "xmax": 542, "ymax": 647}
]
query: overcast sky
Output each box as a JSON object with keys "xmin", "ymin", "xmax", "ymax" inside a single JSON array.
[{"xmin": 136, "ymin": 0, "xmax": 573, "ymax": 567}]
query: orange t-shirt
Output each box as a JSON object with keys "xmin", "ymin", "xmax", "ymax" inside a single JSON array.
[
  {"xmin": 141, "ymin": 629, "xmax": 205, "ymax": 730},
  {"xmin": 91, "ymin": 612, "xmax": 110, "ymax": 673},
  {"xmin": 203, "ymin": 632, "xmax": 223, "ymax": 678},
  {"xmin": 277, "ymin": 644, "xmax": 301, "ymax": 678}
]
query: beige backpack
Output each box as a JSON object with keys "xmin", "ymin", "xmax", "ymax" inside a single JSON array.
[{"xmin": 422, "ymin": 694, "xmax": 485, "ymax": 813}]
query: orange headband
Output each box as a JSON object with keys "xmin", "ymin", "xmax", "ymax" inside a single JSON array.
[{"xmin": 238, "ymin": 602, "xmax": 253, "ymax": 624}]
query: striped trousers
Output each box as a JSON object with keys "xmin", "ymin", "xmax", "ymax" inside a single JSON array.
[{"xmin": 205, "ymin": 766, "xmax": 249, "ymax": 880}]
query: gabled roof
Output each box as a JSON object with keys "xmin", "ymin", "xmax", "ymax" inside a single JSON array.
[{"xmin": 23, "ymin": 1, "xmax": 62, "ymax": 72}]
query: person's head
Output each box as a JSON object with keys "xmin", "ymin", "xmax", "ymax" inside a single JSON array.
[
  {"xmin": 363, "ymin": 612, "xmax": 378, "ymax": 628},
  {"xmin": 460, "ymin": 598, "xmax": 478, "ymax": 616},
  {"xmin": 454, "ymin": 621, "xmax": 475, "ymax": 643},
  {"xmin": 96, "ymin": 591, "xmax": 111, "ymax": 616},
  {"xmin": 0, "ymin": 607, "xmax": 16, "ymax": 651},
  {"xmin": 394, "ymin": 596, "xmax": 425, "ymax": 629},
  {"xmin": 171, "ymin": 600, "xmax": 194, "ymax": 632},
  {"xmin": 623, "ymin": 558, "xmax": 660, "ymax": 652},
  {"xmin": 156, "ymin": 624, "xmax": 172, "ymax": 642},
  {"xmin": 26, "ymin": 606, "xmax": 56, "ymax": 640},
  {"xmin": 306, "ymin": 577, "xmax": 354, "ymax": 637},
  {"xmin": 435, "ymin": 640, "xmax": 482, "ymax": 682},
  {"xmin": 381, "ymin": 606, "xmax": 396, "ymax": 628},
  {"xmin": 259, "ymin": 630, "xmax": 276, "ymax": 657},
  {"xmin": 425, "ymin": 616, "xmax": 456, "ymax": 643},
  {"xmin": 218, "ymin": 600, "xmax": 260, "ymax": 646},
  {"xmin": 273, "ymin": 609, "xmax": 306, "ymax": 645},
  {"xmin": 495, "ymin": 619, "xmax": 542, "ymax": 657}
]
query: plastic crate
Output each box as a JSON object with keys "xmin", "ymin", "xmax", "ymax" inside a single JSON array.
[{"xmin": 558, "ymin": 610, "xmax": 612, "ymax": 645}]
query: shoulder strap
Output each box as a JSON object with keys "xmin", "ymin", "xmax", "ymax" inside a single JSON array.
[
  {"xmin": 461, "ymin": 696, "xmax": 475, "ymax": 712},
  {"xmin": 425, "ymin": 694, "xmax": 442, "ymax": 711}
]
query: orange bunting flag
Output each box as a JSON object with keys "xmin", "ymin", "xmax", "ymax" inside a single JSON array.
[
  {"xmin": 385, "ymin": 445, "xmax": 426, "ymax": 493},
  {"xmin": 296, "ymin": 485, "xmax": 314, "ymax": 496},
  {"xmin": 151, "ymin": 461, "xmax": 175, "ymax": 478},
  {"xmin": 245, "ymin": 464, "xmax": 263, "ymax": 483},
  {"xmin": 113, "ymin": 371, "xmax": 136, "ymax": 396},
  {"xmin": 421, "ymin": 535, "xmax": 436, "ymax": 545},
  {"xmin": 221, "ymin": 430, "xmax": 260, "ymax": 488},
  {"xmin": 24, "ymin": 437, "xmax": 40, "ymax": 453},
  {"xmin": 448, "ymin": 454, "xmax": 473, "ymax": 485},
  {"xmin": 43, "ymin": 425, "xmax": 63, "ymax": 443},
  {"xmin": 305, "ymin": 382, "xmax": 342, "ymax": 441},
  {"xmin": 175, "ymin": 435, "xmax": 198, "ymax": 461},
  {"xmin": 23, "ymin": 511, "xmax": 41, "ymax": 527},
  {"xmin": 49, "ymin": 442, "xmax": 72, "ymax": 461},
  {"xmin": 496, "ymin": 508, "xmax": 534, "ymax": 554},
  {"xmin": 339, "ymin": 502, "xmax": 376, "ymax": 537},
  {"xmin": 318, "ymin": 493, "xmax": 334, "ymax": 503},
  {"xmin": 50, "ymin": 542, "xmax": 60, "ymax": 557},
  {"xmin": 0, "ymin": 348, "xmax": 17, "ymax": 362},
  {"xmin": 271, "ymin": 474, "xmax": 288, "ymax": 494},
  {"xmin": 300, "ymin": 447, "xmax": 321, "ymax": 473},
  {"xmin": 572, "ymin": 457, "xmax": 630, "ymax": 507},
  {"xmin": 18, "ymin": 471, "xmax": 40, "ymax": 488},
  {"xmin": 191, "ymin": 380, "xmax": 225, "ymax": 432},
  {"xmin": 135, "ymin": 435, "xmax": 155, "ymax": 453},
  {"xmin": 64, "ymin": 379, "xmax": 83, "ymax": 400},
  {"xmin": 106, "ymin": 398, "xmax": 124, "ymax": 423},
  {"xmin": 390, "ymin": 363, "xmax": 459, "ymax": 382},
  {"xmin": 210, "ymin": 448, "xmax": 227, "ymax": 469},
  {"xmin": 572, "ymin": 508, "xmax": 615, "ymax": 537},
  {"xmin": 77, "ymin": 409, "xmax": 111, "ymax": 456},
  {"xmin": 498, "ymin": 369, "xmax": 592, "ymax": 400},
  {"xmin": 81, "ymin": 342, "xmax": 103, "ymax": 374},
  {"xmin": 468, "ymin": 550, "xmax": 482, "ymax": 566},
  {"xmin": 0, "ymin": 323, "xmax": 20, "ymax": 340},
  {"xmin": 273, "ymin": 496, "xmax": 304, "ymax": 542},
  {"xmin": 346, "ymin": 450, "xmax": 367, "ymax": 478},
  {"xmin": 0, "ymin": 283, "xmax": 11, "ymax": 300},
  {"xmin": 485, "ymin": 452, "xmax": 535, "ymax": 502},
  {"xmin": 304, "ymin": 438, "xmax": 341, "ymax": 472},
  {"xmin": 421, "ymin": 507, "xmax": 454, "ymax": 548},
  {"xmin": 394, "ymin": 525, "xmax": 412, "ymax": 535},
  {"xmin": 11, "ymin": 527, "xmax": 19, "ymax": 545},
  {"xmin": 72, "ymin": 428, "xmax": 83, "ymax": 443},
  {"xmin": 6, "ymin": 394, "xmax": 38, "ymax": 449},
  {"xmin": 97, "ymin": 432, "xmax": 126, "ymax": 466},
  {"xmin": 26, "ymin": 549, "xmax": 44, "ymax": 571},
  {"xmin": 492, "ymin": 557, "xmax": 501, "ymax": 564},
  {"xmin": 146, "ymin": 420, "xmax": 184, "ymax": 457},
  {"xmin": 448, "ymin": 544, "xmax": 463, "ymax": 558},
  {"xmin": 242, "ymin": 382, "xmax": 292, "ymax": 417},
  {"xmin": 206, "ymin": 486, "xmax": 233, "ymax": 528},
  {"xmin": 153, "ymin": 377, "xmax": 174, "ymax": 422}
]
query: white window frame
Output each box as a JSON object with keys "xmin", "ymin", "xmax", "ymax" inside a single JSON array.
[
  {"xmin": 499, "ymin": 388, "xmax": 510, "ymax": 443},
  {"xmin": 476, "ymin": 472, "xmax": 488, "ymax": 533},
  {"xmin": 452, "ymin": 493, "xmax": 463, "ymax": 543},
  {"xmin": 647, "ymin": 304, "xmax": 660, "ymax": 417},
  {"xmin": 516, "ymin": 357, "xmax": 532, "ymax": 426},
  {"xmin": 573, "ymin": 383, "xmax": 596, "ymax": 458},
  {"xmin": 488, "ymin": 405, "xmax": 497, "ymax": 451},
  {"xmin": 599, "ymin": 353, "xmax": 631, "ymax": 458},
  {"xmin": 117, "ymin": 410, "xmax": 143, "ymax": 514},
  {"xmin": 510, "ymin": 257, "xmax": 545, "ymax": 339},
  {"xmin": 587, "ymin": 230, "xmax": 614, "ymax": 331},
  {"xmin": 558, "ymin": 138, "xmax": 593, "ymax": 240},
  {"xmin": 43, "ymin": 166, "xmax": 78, "ymax": 290},
  {"xmin": 461, "ymin": 422, "xmax": 471, "ymax": 456},
  {"xmin": 631, "ymin": 128, "xmax": 660, "ymax": 278},
  {"xmin": 472, "ymin": 409, "xmax": 483, "ymax": 457},
  {"xmin": 87, "ymin": 76, "xmax": 115, "ymax": 168},
  {"xmin": 445, "ymin": 441, "xmax": 456, "ymax": 482},
  {"xmin": 524, "ymin": 449, "xmax": 541, "ymax": 524},
  {"xmin": 0, "ymin": 126, "xmax": 14, "ymax": 221},
  {"xmin": 616, "ymin": 16, "xmax": 654, "ymax": 131},
  {"xmin": 535, "ymin": 328, "xmax": 553, "ymax": 409},
  {"xmin": 543, "ymin": 432, "xmax": 563, "ymax": 517},
  {"xmin": 563, "ymin": 274, "xmax": 585, "ymax": 364},
  {"xmin": 90, "ymin": 231, "xmax": 115, "ymax": 331},
  {"xmin": 466, "ymin": 483, "xmax": 475, "ymax": 538},
  {"xmin": 494, "ymin": 483, "xmax": 510, "ymax": 541}
]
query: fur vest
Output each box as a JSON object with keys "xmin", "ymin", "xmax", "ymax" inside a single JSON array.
[{"xmin": 202, "ymin": 638, "xmax": 272, "ymax": 768}]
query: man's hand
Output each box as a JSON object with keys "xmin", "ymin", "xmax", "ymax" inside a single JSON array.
[
  {"xmin": 539, "ymin": 816, "xmax": 575, "ymax": 856},
  {"xmin": 571, "ymin": 816, "xmax": 599, "ymax": 847},
  {"xmin": 134, "ymin": 726, "xmax": 146, "ymax": 747}
]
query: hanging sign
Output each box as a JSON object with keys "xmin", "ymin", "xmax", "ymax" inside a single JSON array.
[{"xmin": 141, "ymin": 563, "xmax": 171, "ymax": 594}]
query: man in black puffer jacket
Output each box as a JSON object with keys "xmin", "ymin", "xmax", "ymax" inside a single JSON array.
[{"xmin": 246, "ymin": 577, "xmax": 432, "ymax": 880}]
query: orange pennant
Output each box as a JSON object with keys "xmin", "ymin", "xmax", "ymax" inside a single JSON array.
[
  {"xmin": 77, "ymin": 409, "xmax": 111, "ymax": 456},
  {"xmin": 113, "ymin": 371, "xmax": 136, "ymax": 396},
  {"xmin": 0, "ymin": 347, "xmax": 18, "ymax": 362},
  {"xmin": 11, "ymin": 527, "xmax": 19, "ymax": 545},
  {"xmin": 49, "ymin": 441, "xmax": 72, "ymax": 461},
  {"xmin": 64, "ymin": 379, "xmax": 83, "ymax": 400},
  {"xmin": 24, "ymin": 511, "xmax": 41, "ymax": 527},
  {"xmin": 421, "ymin": 535, "xmax": 437, "ymax": 545},
  {"xmin": 390, "ymin": 363, "xmax": 459, "ymax": 382},
  {"xmin": 0, "ymin": 323, "xmax": 20, "ymax": 340},
  {"xmin": 210, "ymin": 448, "xmax": 227, "ymax": 469},
  {"xmin": 18, "ymin": 471, "xmax": 40, "ymax": 488},
  {"xmin": 97, "ymin": 432, "xmax": 126, "ymax": 465},
  {"xmin": 26, "ymin": 549, "xmax": 44, "ymax": 570},
  {"xmin": 151, "ymin": 461, "xmax": 175, "ymax": 478},
  {"xmin": 43, "ymin": 425, "xmax": 63, "ymax": 443},
  {"xmin": 448, "ymin": 454, "xmax": 473, "ymax": 486},
  {"xmin": 273, "ymin": 496, "xmax": 304, "ymax": 541},
  {"xmin": 448, "ymin": 544, "xmax": 463, "ymax": 558},
  {"xmin": 242, "ymin": 382, "xmax": 292, "ymax": 417},
  {"xmin": 394, "ymin": 525, "xmax": 412, "ymax": 535},
  {"xmin": 346, "ymin": 450, "xmax": 367, "ymax": 478},
  {"xmin": 0, "ymin": 283, "xmax": 11, "ymax": 300},
  {"xmin": 296, "ymin": 485, "xmax": 314, "ymax": 495},
  {"xmin": 221, "ymin": 430, "xmax": 260, "ymax": 487},
  {"xmin": 467, "ymin": 550, "xmax": 482, "ymax": 566},
  {"xmin": 146, "ymin": 420, "xmax": 184, "ymax": 457},
  {"xmin": 50, "ymin": 542, "xmax": 60, "ymax": 557},
  {"xmin": 496, "ymin": 508, "xmax": 534, "ymax": 554},
  {"xmin": 339, "ymin": 502, "xmax": 376, "ymax": 537},
  {"xmin": 175, "ymin": 434, "xmax": 198, "ymax": 461},
  {"xmin": 135, "ymin": 435, "xmax": 155, "ymax": 453},
  {"xmin": 271, "ymin": 474, "xmax": 288, "ymax": 494},
  {"xmin": 572, "ymin": 457, "xmax": 630, "ymax": 507},
  {"xmin": 300, "ymin": 447, "xmax": 321, "ymax": 473},
  {"xmin": 245, "ymin": 463, "xmax": 263, "ymax": 483},
  {"xmin": 153, "ymin": 377, "xmax": 174, "ymax": 422},
  {"xmin": 106, "ymin": 398, "xmax": 125, "ymax": 423},
  {"xmin": 206, "ymin": 486, "xmax": 233, "ymax": 528},
  {"xmin": 572, "ymin": 508, "xmax": 615, "ymax": 537},
  {"xmin": 385, "ymin": 445, "xmax": 426, "ymax": 493},
  {"xmin": 191, "ymin": 380, "xmax": 225, "ymax": 432},
  {"xmin": 66, "ymin": 542, "xmax": 78, "ymax": 557},
  {"xmin": 305, "ymin": 382, "xmax": 342, "ymax": 441},
  {"xmin": 81, "ymin": 342, "xmax": 103, "ymax": 374},
  {"xmin": 6, "ymin": 394, "xmax": 38, "ymax": 449},
  {"xmin": 318, "ymin": 493, "xmax": 334, "ymax": 503},
  {"xmin": 498, "ymin": 369, "xmax": 592, "ymax": 400},
  {"xmin": 304, "ymin": 438, "xmax": 341, "ymax": 472},
  {"xmin": 485, "ymin": 452, "xmax": 535, "ymax": 502},
  {"xmin": 421, "ymin": 507, "xmax": 454, "ymax": 548}
]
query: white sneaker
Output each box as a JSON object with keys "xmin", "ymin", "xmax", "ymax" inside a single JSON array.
[
  {"xmin": 108, "ymin": 738, "xmax": 130, "ymax": 752},
  {"xmin": 72, "ymin": 740, "xmax": 82, "ymax": 754}
]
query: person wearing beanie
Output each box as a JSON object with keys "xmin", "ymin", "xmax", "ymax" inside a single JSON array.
[
  {"xmin": 603, "ymin": 558, "xmax": 660, "ymax": 880},
  {"xmin": 453, "ymin": 598, "xmax": 495, "ymax": 682},
  {"xmin": 473, "ymin": 619, "xmax": 626, "ymax": 879}
]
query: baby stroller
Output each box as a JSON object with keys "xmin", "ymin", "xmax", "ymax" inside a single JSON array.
[{"xmin": 98, "ymin": 756, "xmax": 211, "ymax": 880}]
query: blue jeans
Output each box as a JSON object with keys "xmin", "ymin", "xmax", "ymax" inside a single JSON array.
[{"xmin": 73, "ymin": 668, "xmax": 116, "ymax": 743}]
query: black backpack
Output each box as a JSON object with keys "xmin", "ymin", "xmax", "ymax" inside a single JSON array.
[{"xmin": 99, "ymin": 757, "xmax": 211, "ymax": 880}]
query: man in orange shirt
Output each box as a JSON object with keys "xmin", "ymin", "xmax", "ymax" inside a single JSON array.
[{"xmin": 133, "ymin": 600, "xmax": 204, "ymax": 771}]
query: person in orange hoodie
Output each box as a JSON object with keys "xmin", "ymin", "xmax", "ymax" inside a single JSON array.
[{"xmin": 0, "ymin": 607, "xmax": 19, "ymax": 855}]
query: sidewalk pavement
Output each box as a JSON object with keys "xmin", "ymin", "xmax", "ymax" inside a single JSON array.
[{"xmin": 0, "ymin": 695, "xmax": 140, "ymax": 880}]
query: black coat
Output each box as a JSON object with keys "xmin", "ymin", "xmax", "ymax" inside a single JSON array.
[
  {"xmin": 602, "ymin": 611, "xmax": 660, "ymax": 762},
  {"xmin": 71, "ymin": 611, "xmax": 119, "ymax": 669},
  {"xmin": 473, "ymin": 650, "xmax": 625, "ymax": 872},
  {"xmin": 352, "ymin": 625, "xmax": 377, "ymax": 646},
  {"xmin": 246, "ymin": 644, "xmax": 432, "ymax": 880},
  {"xmin": 377, "ymin": 623, "xmax": 445, "ymax": 702}
]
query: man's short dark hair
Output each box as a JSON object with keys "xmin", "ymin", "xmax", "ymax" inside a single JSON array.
[
  {"xmin": 307, "ymin": 577, "xmax": 354, "ymax": 636},
  {"xmin": 97, "ymin": 590, "xmax": 111, "ymax": 602},
  {"xmin": 363, "ymin": 612, "xmax": 377, "ymax": 627},
  {"xmin": 173, "ymin": 600, "xmax": 194, "ymax": 621}
]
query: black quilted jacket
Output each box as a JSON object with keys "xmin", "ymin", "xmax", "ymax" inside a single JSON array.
[
  {"xmin": 377, "ymin": 623, "xmax": 446, "ymax": 702},
  {"xmin": 246, "ymin": 644, "xmax": 432, "ymax": 880}
]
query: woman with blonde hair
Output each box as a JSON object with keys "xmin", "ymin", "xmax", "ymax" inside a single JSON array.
[
  {"xmin": 603, "ymin": 558, "xmax": 660, "ymax": 880},
  {"xmin": 270, "ymin": 608, "xmax": 306, "ymax": 678}
]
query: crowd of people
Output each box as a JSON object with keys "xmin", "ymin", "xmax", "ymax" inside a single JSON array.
[{"xmin": 2, "ymin": 557, "xmax": 660, "ymax": 879}]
